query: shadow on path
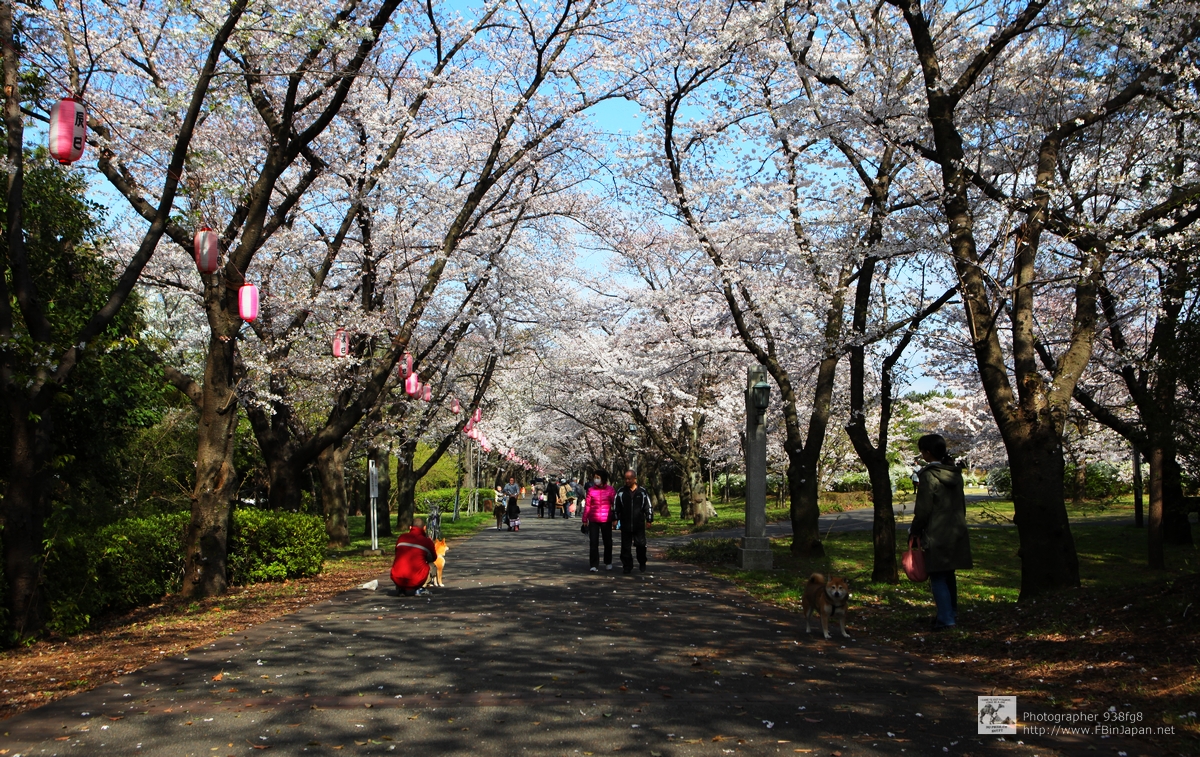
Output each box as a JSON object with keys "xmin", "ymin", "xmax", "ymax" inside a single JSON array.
[{"xmin": 0, "ymin": 519, "xmax": 1130, "ymax": 756}]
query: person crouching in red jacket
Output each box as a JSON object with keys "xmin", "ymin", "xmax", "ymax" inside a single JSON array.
[{"xmin": 391, "ymin": 518, "xmax": 436, "ymax": 596}]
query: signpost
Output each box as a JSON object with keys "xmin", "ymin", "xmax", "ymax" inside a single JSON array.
[{"xmin": 368, "ymin": 459, "xmax": 380, "ymax": 553}]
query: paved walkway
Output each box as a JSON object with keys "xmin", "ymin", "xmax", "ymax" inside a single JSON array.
[{"xmin": 1, "ymin": 518, "xmax": 1104, "ymax": 756}]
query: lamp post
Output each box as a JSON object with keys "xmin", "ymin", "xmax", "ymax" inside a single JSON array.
[{"xmin": 738, "ymin": 365, "xmax": 773, "ymax": 569}]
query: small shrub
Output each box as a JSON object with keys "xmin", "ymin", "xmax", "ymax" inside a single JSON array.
[
  {"xmin": 986, "ymin": 467, "xmax": 1012, "ymax": 498},
  {"xmin": 43, "ymin": 511, "xmax": 189, "ymax": 635},
  {"xmin": 832, "ymin": 471, "xmax": 873, "ymax": 493},
  {"xmin": 227, "ymin": 508, "xmax": 325, "ymax": 585},
  {"xmin": 418, "ymin": 487, "xmax": 497, "ymax": 516},
  {"xmin": 1065, "ymin": 462, "xmax": 1127, "ymax": 500},
  {"xmin": 93, "ymin": 511, "xmax": 189, "ymax": 611}
]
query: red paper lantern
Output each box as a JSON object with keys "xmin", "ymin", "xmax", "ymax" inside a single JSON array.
[
  {"xmin": 332, "ymin": 328, "xmax": 349, "ymax": 358},
  {"xmin": 405, "ymin": 372, "xmax": 419, "ymax": 396},
  {"xmin": 452, "ymin": 397, "xmax": 461, "ymax": 414},
  {"xmin": 194, "ymin": 227, "xmax": 220, "ymax": 273},
  {"xmin": 48, "ymin": 95, "xmax": 86, "ymax": 164},
  {"xmin": 238, "ymin": 283, "xmax": 259, "ymax": 322}
]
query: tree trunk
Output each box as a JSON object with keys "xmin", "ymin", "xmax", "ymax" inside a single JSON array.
[
  {"xmin": 1132, "ymin": 446, "xmax": 1144, "ymax": 528},
  {"xmin": 1161, "ymin": 453, "xmax": 1192, "ymax": 545},
  {"xmin": 1008, "ymin": 435, "xmax": 1081, "ymax": 594},
  {"xmin": 317, "ymin": 441, "xmax": 351, "ymax": 547},
  {"xmin": 266, "ymin": 456, "xmax": 303, "ymax": 511},
  {"xmin": 394, "ymin": 441, "xmax": 418, "ymax": 531},
  {"xmin": 2, "ymin": 404, "xmax": 52, "ymax": 638},
  {"xmin": 182, "ymin": 336, "xmax": 240, "ymax": 598},
  {"xmin": 395, "ymin": 472, "xmax": 417, "ymax": 532},
  {"xmin": 1072, "ymin": 459, "xmax": 1087, "ymax": 506},
  {"xmin": 1148, "ymin": 446, "xmax": 1165, "ymax": 569},
  {"xmin": 643, "ymin": 458, "xmax": 670, "ymax": 517},
  {"xmin": 787, "ymin": 451, "xmax": 824, "ymax": 557},
  {"xmin": 860, "ymin": 451, "xmax": 897, "ymax": 584},
  {"xmin": 687, "ymin": 460, "xmax": 715, "ymax": 526},
  {"xmin": 678, "ymin": 472, "xmax": 693, "ymax": 520},
  {"xmin": 374, "ymin": 447, "xmax": 393, "ymax": 537}
]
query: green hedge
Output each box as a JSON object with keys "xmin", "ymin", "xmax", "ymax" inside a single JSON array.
[
  {"xmin": 227, "ymin": 508, "xmax": 325, "ymax": 584},
  {"xmin": 44, "ymin": 511, "xmax": 189, "ymax": 635},
  {"xmin": 40, "ymin": 507, "xmax": 325, "ymax": 635},
  {"xmin": 417, "ymin": 487, "xmax": 496, "ymax": 513}
]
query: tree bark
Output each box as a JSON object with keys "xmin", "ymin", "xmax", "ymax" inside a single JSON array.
[
  {"xmin": 369, "ymin": 445, "xmax": 393, "ymax": 538},
  {"xmin": 2, "ymin": 403, "xmax": 52, "ymax": 637},
  {"xmin": 1008, "ymin": 433, "xmax": 1082, "ymax": 593},
  {"xmin": 394, "ymin": 441, "xmax": 418, "ymax": 532},
  {"xmin": 182, "ymin": 334, "xmax": 240, "ymax": 598},
  {"xmin": 678, "ymin": 473, "xmax": 693, "ymax": 521},
  {"xmin": 1132, "ymin": 446, "xmax": 1144, "ymax": 528},
  {"xmin": 266, "ymin": 455, "xmax": 303, "ymax": 512},
  {"xmin": 786, "ymin": 449, "xmax": 824, "ymax": 556},
  {"xmin": 1148, "ymin": 446, "xmax": 1165, "ymax": 569},
  {"xmin": 317, "ymin": 440, "xmax": 351, "ymax": 547},
  {"xmin": 1161, "ymin": 454, "xmax": 1191, "ymax": 545}
]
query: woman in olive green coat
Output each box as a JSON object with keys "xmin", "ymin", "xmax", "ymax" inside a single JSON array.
[{"xmin": 909, "ymin": 434, "xmax": 972, "ymax": 629}]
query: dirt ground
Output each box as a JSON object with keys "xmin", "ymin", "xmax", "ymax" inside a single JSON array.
[{"xmin": 0, "ymin": 555, "xmax": 390, "ymax": 720}]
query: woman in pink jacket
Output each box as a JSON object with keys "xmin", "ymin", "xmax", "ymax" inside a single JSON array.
[{"xmin": 583, "ymin": 471, "xmax": 616, "ymax": 572}]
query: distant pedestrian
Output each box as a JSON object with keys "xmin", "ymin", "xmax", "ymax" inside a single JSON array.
[
  {"xmin": 534, "ymin": 481, "xmax": 546, "ymax": 518},
  {"xmin": 501, "ymin": 477, "xmax": 519, "ymax": 530},
  {"xmin": 614, "ymin": 469, "xmax": 654, "ymax": 574},
  {"xmin": 545, "ymin": 477, "xmax": 561, "ymax": 519},
  {"xmin": 506, "ymin": 492, "xmax": 522, "ymax": 532},
  {"xmin": 909, "ymin": 433, "xmax": 972, "ymax": 630},
  {"xmin": 570, "ymin": 479, "xmax": 585, "ymax": 518},
  {"xmin": 583, "ymin": 471, "xmax": 616, "ymax": 572}
]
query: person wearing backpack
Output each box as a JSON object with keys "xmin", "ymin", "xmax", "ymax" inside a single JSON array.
[{"xmin": 614, "ymin": 468, "xmax": 654, "ymax": 574}]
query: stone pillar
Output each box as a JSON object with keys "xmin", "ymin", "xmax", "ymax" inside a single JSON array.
[{"xmin": 738, "ymin": 365, "xmax": 773, "ymax": 570}]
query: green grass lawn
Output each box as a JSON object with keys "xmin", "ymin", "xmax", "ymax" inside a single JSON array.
[
  {"xmin": 889, "ymin": 494, "xmax": 1142, "ymax": 527},
  {"xmin": 340, "ymin": 510, "xmax": 494, "ymax": 553},
  {"xmin": 667, "ymin": 523, "xmax": 1200, "ymax": 741},
  {"xmin": 645, "ymin": 493, "xmax": 852, "ymax": 538}
]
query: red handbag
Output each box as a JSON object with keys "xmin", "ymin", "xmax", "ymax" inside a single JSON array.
[{"xmin": 902, "ymin": 536, "xmax": 928, "ymax": 582}]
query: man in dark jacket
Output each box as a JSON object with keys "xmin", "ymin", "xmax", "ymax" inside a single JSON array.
[
  {"xmin": 544, "ymin": 476, "xmax": 561, "ymax": 519},
  {"xmin": 909, "ymin": 433, "xmax": 972, "ymax": 630},
  {"xmin": 614, "ymin": 469, "xmax": 654, "ymax": 574}
]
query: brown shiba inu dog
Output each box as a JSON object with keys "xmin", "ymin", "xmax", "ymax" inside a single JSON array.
[
  {"xmin": 432, "ymin": 539, "xmax": 449, "ymax": 587},
  {"xmin": 802, "ymin": 573, "xmax": 851, "ymax": 639}
]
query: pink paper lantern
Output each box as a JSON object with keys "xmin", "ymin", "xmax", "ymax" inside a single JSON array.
[
  {"xmin": 238, "ymin": 283, "xmax": 259, "ymax": 322},
  {"xmin": 422, "ymin": 384, "xmax": 433, "ymax": 402},
  {"xmin": 399, "ymin": 352, "xmax": 413, "ymax": 378},
  {"xmin": 405, "ymin": 373, "xmax": 419, "ymax": 396},
  {"xmin": 452, "ymin": 397, "xmax": 461, "ymax": 414},
  {"xmin": 332, "ymin": 328, "xmax": 349, "ymax": 358},
  {"xmin": 48, "ymin": 95, "xmax": 86, "ymax": 164},
  {"xmin": 472, "ymin": 408, "xmax": 482, "ymax": 424},
  {"xmin": 194, "ymin": 227, "xmax": 220, "ymax": 274}
]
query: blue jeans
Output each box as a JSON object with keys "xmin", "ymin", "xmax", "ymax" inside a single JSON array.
[{"xmin": 929, "ymin": 570, "xmax": 958, "ymax": 627}]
